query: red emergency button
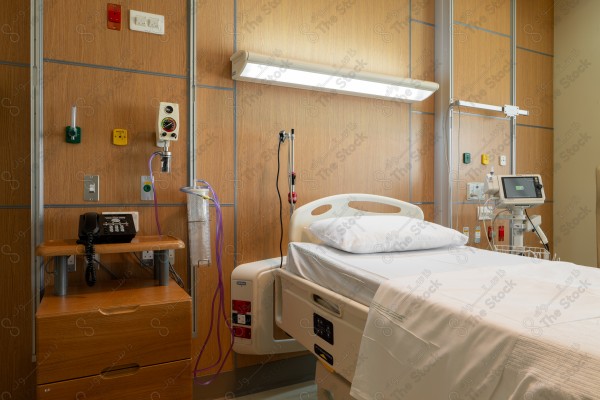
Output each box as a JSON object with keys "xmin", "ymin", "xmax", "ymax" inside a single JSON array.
[
  {"xmin": 232, "ymin": 300, "xmax": 251, "ymax": 314},
  {"xmin": 233, "ymin": 326, "xmax": 251, "ymax": 339}
]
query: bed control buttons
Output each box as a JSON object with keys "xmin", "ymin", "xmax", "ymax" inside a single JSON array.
[{"xmin": 314, "ymin": 313, "xmax": 334, "ymax": 345}]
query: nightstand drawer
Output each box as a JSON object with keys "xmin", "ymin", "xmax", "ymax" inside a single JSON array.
[
  {"xmin": 37, "ymin": 359, "xmax": 191, "ymax": 400},
  {"xmin": 36, "ymin": 281, "xmax": 191, "ymax": 384}
]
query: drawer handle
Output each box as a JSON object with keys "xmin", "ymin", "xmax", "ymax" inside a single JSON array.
[
  {"xmin": 98, "ymin": 305, "xmax": 140, "ymax": 315},
  {"xmin": 101, "ymin": 363, "xmax": 140, "ymax": 379}
]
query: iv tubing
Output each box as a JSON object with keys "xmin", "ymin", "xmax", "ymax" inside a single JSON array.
[{"xmin": 193, "ymin": 180, "xmax": 234, "ymax": 384}]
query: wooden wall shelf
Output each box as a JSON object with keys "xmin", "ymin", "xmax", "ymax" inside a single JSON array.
[{"xmin": 36, "ymin": 235, "xmax": 185, "ymax": 296}]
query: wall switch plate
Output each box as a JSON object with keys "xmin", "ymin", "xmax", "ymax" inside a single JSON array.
[
  {"xmin": 481, "ymin": 153, "xmax": 490, "ymax": 165},
  {"xmin": 141, "ymin": 176, "xmax": 153, "ymax": 201},
  {"xmin": 84, "ymin": 175, "xmax": 100, "ymax": 201},
  {"xmin": 477, "ymin": 205, "xmax": 494, "ymax": 220},
  {"xmin": 467, "ymin": 182, "xmax": 485, "ymax": 201},
  {"xmin": 499, "ymin": 155, "xmax": 507, "ymax": 166},
  {"xmin": 129, "ymin": 10, "xmax": 165, "ymax": 35}
]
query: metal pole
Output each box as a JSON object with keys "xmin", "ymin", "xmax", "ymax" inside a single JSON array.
[
  {"xmin": 53, "ymin": 256, "xmax": 68, "ymax": 296},
  {"xmin": 31, "ymin": 0, "xmax": 44, "ymax": 362}
]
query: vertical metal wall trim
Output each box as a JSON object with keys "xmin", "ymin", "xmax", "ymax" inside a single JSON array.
[
  {"xmin": 510, "ymin": 0, "xmax": 517, "ymax": 175},
  {"xmin": 434, "ymin": 0, "xmax": 453, "ymax": 226},
  {"xmin": 233, "ymin": 0, "xmax": 238, "ymax": 269},
  {"xmin": 232, "ymin": 0, "xmax": 239, "ymax": 369},
  {"xmin": 30, "ymin": 0, "xmax": 44, "ymax": 361},
  {"xmin": 188, "ymin": 0, "xmax": 198, "ymax": 337},
  {"xmin": 408, "ymin": 0, "xmax": 412, "ymax": 202},
  {"xmin": 510, "ymin": 0, "xmax": 517, "ymax": 247}
]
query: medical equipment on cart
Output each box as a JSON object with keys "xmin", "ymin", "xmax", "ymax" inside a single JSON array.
[{"xmin": 484, "ymin": 173, "xmax": 549, "ymax": 255}]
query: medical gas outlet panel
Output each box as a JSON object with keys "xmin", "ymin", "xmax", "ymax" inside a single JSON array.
[{"xmin": 156, "ymin": 102, "xmax": 179, "ymax": 147}]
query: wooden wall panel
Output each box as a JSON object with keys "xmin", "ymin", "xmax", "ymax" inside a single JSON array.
[
  {"xmin": 453, "ymin": 26, "xmax": 511, "ymax": 106},
  {"xmin": 196, "ymin": 88, "xmax": 235, "ymax": 204},
  {"xmin": 411, "ymin": 22, "xmax": 435, "ymax": 113},
  {"xmin": 454, "ymin": 0, "xmax": 511, "ymax": 36},
  {"xmin": 236, "ymin": 0, "xmax": 410, "ymax": 78},
  {"xmin": 411, "ymin": 113, "xmax": 434, "ymax": 202},
  {"xmin": 517, "ymin": 0, "xmax": 554, "ymax": 55},
  {"xmin": 0, "ymin": 1, "xmax": 29, "ymax": 64},
  {"xmin": 516, "ymin": 49, "xmax": 553, "ymax": 128},
  {"xmin": 43, "ymin": 63, "xmax": 188, "ymax": 205},
  {"xmin": 0, "ymin": 65, "xmax": 30, "ymax": 205},
  {"xmin": 0, "ymin": 209, "xmax": 35, "ymax": 400},
  {"xmin": 196, "ymin": 0, "xmax": 234, "ymax": 88},
  {"xmin": 44, "ymin": 0, "xmax": 187, "ymax": 75},
  {"xmin": 236, "ymin": 82, "xmax": 410, "ymax": 263},
  {"xmin": 412, "ymin": 0, "xmax": 435, "ymax": 24},
  {"xmin": 516, "ymin": 126, "xmax": 553, "ymax": 201},
  {"xmin": 451, "ymin": 113, "xmax": 511, "ymax": 202}
]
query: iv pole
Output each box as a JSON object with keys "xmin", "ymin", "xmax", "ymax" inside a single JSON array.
[{"xmin": 280, "ymin": 129, "xmax": 296, "ymax": 216}]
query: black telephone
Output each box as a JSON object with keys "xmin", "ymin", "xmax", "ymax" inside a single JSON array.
[{"xmin": 77, "ymin": 213, "xmax": 136, "ymax": 286}]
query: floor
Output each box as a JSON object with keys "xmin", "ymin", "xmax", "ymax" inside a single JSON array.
[{"xmin": 216, "ymin": 382, "xmax": 318, "ymax": 400}]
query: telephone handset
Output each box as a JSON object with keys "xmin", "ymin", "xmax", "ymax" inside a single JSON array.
[{"xmin": 77, "ymin": 212, "xmax": 136, "ymax": 286}]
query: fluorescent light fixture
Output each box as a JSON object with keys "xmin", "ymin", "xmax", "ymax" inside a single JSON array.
[{"xmin": 231, "ymin": 50, "xmax": 439, "ymax": 103}]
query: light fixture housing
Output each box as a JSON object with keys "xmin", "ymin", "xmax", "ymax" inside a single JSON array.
[{"xmin": 230, "ymin": 50, "xmax": 439, "ymax": 103}]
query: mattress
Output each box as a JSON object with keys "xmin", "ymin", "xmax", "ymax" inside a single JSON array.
[{"xmin": 286, "ymin": 242, "xmax": 529, "ymax": 306}]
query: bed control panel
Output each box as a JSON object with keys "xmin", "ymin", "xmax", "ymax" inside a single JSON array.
[
  {"xmin": 314, "ymin": 313, "xmax": 334, "ymax": 345},
  {"xmin": 315, "ymin": 344, "xmax": 334, "ymax": 366}
]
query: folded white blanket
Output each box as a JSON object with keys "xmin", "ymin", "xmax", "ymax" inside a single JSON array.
[{"xmin": 350, "ymin": 259, "xmax": 600, "ymax": 400}]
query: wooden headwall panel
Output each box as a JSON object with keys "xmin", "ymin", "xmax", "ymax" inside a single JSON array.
[
  {"xmin": 0, "ymin": 2, "xmax": 30, "ymax": 64},
  {"xmin": 453, "ymin": 25, "xmax": 511, "ymax": 106},
  {"xmin": 44, "ymin": 0, "xmax": 187, "ymax": 75},
  {"xmin": 0, "ymin": 0, "xmax": 34, "ymax": 398},
  {"xmin": 43, "ymin": 63, "xmax": 188, "ymax": 205}
]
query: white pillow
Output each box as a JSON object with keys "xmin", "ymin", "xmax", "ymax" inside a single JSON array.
[{"xmin": 308, "ymin": 215, "xmax": 468, "ymax": 253}]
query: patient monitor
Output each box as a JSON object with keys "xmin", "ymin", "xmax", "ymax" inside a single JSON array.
[{"xmin": 485, "ymin": 174, "xmax": 545, "ymax": 209}]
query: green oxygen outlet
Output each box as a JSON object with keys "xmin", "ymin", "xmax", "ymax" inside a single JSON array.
[
  {"xmin": 463, "ymin": 152, "xmax": 471, "ymax": 164},
  {"xmin": 66, "ymin": 126, "xmax": 81, "ymax": 144}
]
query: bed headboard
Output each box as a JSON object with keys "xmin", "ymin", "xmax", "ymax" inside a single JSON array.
[{"xmin": 289, "ymin": 193, "xmax": 424, "ymax": 243}]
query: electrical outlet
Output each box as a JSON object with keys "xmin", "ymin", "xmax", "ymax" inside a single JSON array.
[
  {"xmin": 129, "ymin": 10, "xmax": 165, "ymax": 35},
  {"xmin": 67, "ymin": 255, "xmax": 76, "ymax": 272},
  {"xmin": 142, "ymin": 251, "xmax": 154, "ymax": 267},
  {"xmin": 168, "ymin": 249, "xmax": 175, "ymax": 266},
  {"xmin": 467, "ymin": 182, "xmax": 485, "ymax": 201}
]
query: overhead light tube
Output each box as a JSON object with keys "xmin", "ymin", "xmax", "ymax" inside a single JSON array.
[{"xmin": 231, "ymin": 50, "xmax": 439, "ymax": 103}]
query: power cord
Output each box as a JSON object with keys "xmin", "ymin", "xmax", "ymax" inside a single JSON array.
[
  {"xmin": 525, "ymin": 209, "xmax": 550, "ymax": 252},
  {"xmin": 84, "ymin": 232, "xmax": 96, "ymax": 287}
]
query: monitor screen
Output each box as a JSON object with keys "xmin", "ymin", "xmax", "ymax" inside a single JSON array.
[{"xmin": 502, "ymin": 176, "xmax": 540, "ymax": 199}]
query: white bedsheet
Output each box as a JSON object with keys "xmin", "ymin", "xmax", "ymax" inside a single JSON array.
[
  {"xmin": 286, "ymin": 242, "xmax": 531, "ymax": 306},
  {"xmin": 350, "ymin": 260, "xmax": 600, "ymax": 400}
]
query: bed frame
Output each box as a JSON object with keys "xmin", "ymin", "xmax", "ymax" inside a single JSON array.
[
  {"xmin": 231, "ymin": 194, "xmax": 423, "ymax": 395},
  {"xmin": 277, "ymin": 194, "xmax": 423, "ymax": 382}
]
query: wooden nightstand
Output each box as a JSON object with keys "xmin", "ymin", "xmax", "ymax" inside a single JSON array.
[{"xmin": 35, "ymin": 237, "xmax": 192, "ymax": 399}]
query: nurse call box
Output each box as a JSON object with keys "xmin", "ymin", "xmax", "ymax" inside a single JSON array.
[{"xmin": 498, "ymin": 175, "xmax": 545, "ymax": 208}]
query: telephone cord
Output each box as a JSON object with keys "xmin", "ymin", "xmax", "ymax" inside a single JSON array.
[{"xmin": 85, "ymin": 232, "xmax": 96, "ymax": 287}]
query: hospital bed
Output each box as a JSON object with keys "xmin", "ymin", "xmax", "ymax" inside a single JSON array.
[{"xmin": 233, "ymin": 194, "xmax": 600, "ymax": 400}]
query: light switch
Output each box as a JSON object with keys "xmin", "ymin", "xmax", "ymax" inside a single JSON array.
[{"xmin": 84, "ymin": 175, "xmax": 100, "ymax": 202}]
